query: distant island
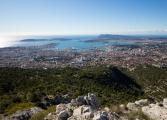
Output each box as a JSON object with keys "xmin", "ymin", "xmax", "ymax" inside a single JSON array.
[
  {"xmin": 21, "ymin": 38, "xmax": 72, "ymax": 42},
  {"xmin": 84, "ymin": 34, "xmax": 167, "ymax": 43}
]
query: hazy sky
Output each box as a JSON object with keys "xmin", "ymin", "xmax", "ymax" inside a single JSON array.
[{"xmin": 0, "ymin": 0, "xmax": 167, "ymax": 35}]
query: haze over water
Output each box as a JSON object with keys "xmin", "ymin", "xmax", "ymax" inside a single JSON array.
[{"xmin": 0, "ymin": 35, "xmax": 140, "ymax": 50}]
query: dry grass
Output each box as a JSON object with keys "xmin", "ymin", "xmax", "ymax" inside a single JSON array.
[
  {"xmin": 30, "ymin": 105, "xmax": 56, "ymax": 120},
  {"xmin": 5, "ymin": 102, "xmax": 34, "ymax": 115}
]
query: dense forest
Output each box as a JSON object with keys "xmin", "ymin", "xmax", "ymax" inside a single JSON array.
[{"xmin": 0, "ymin": 65, "xmax": 166, "ymax": 114}]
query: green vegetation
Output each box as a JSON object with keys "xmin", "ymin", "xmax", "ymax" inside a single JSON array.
[
  {"xmin": 127, "ymin": 110, "xmax": 151, "ymax": 120},
  {"xmin": 123, "ymin": 65, "xmax": 167, "ymax": 100},
  {"xmin": 5, "ymin": 102, "xmax": 34, "ymax": 115},
  {"xmin": 0, "ymin": 65, "xmax": 166, "ymax": 114},
  {"xmin": 30, "ymin": 105, "xmax": 56, "ymax": 120}
]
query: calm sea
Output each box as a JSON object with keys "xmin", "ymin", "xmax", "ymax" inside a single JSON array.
[{"xmin": 10, "ymin": 35, "xmax": 137, "ymax": 50}]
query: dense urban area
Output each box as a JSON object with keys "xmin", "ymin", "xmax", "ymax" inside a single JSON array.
[
  {"xmin": 0, "ymin": 39, "xmax": 167, "ymax": 70},
  {"xmin": 0, "ymin": 38, "xmax": 167, "ymax": 120}
]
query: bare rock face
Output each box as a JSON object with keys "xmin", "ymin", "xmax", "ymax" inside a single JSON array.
[{"xmin": 142, "ymin": 103, "xmax": 167, "ymax": 120}]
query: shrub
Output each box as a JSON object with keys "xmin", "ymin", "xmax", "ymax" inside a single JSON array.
[
  {"xmin": 30, "ymin": 105, "xmax": 56, "ymax": 120},
  {"xmin": 127, "ymin": 110, "xmax": 150, "ymax": 120},
  {"xmin": 5, "ymin": 102, "xmax": 34, "ymax": 115}
]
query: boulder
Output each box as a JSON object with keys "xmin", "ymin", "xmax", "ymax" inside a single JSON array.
[
  {"xmin": 108, "ymin": 112, "xmax": 120, "ymax": 120},
  {"xmin": 142, "ymin": 103, "xmax": 167, "ymax": 120},
  {"xmin": 82, "ymin": 112, "xmax": 94, "ymax": 119},
  {"xmin": 73, "ymin": 93, "xmax": 100, "ymax": 110},
  {"xmin": 93, "ymin": 111, "xmax": 109, "ymax": 120},
  {"xmin": 127, "ymin": 102, "xmax": 139, "ymax": 111},
  {"xmin": 163, "ymin": 98, "xmax": 167, "ymax": 108},
  {"xmin": 57, "ymin": 110, "xmax": 71, "ymax": 120},
  {"xmin": 86, "ymin": 93, "xmax": 100, "ymax": 109},
  {"xmin": 56, "ymin": 104, "xmax": 68, "ymax": 114},
  {"xmin": 73, "ymin": 105, "xmax": 92, "ymax": 115},
  {"xmin": 76, "ymin": 96, "xmax": 86, "ymax": 106},
  {"xmin": 73, "ymin": 105, "xmax": 94, "ymax": 119},
  {"xmin": 45, "ymin": 106, "xmax": 72, "ymax": 120},
  {"xmin": 70, "ymin": 99, "xmax": 77, "ymax": 106},
  {"xmin": 135, "ymin": 99, "xmax": 148, "ymax": 106},
  {"xmin": 5, "ymin": 107, "xmax": 42, "ymax": 120},
  {"xmin": 10, "ymin": 110, "xmax": 32, "ymax": 120}
]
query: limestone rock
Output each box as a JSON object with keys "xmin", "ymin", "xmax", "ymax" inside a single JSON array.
[
  {"xmin": 135, "ymin": 99, "xmax": 148, "ymax": 107},
  {"xmin": 163, "ymin": 98, "xmax": 167, "ymax": 108},
  {"xmin": 70, "ymin": 99, "xmax": 77, "ymax": 106},
  {"xmin": 87, "ymin": 93, "xmax": 100, "ymax": 109},
  {"xmin": 108, "ymin": 112, "xmax": 120, "ymax": 120},
  {"xmin": 4, "ymin": 107, "xmax": 42, "ymax": 120},
  {"xmin": 74, "ymin": 93, "xmax": 100, "ymax": 109},
  {"xmin": 93, "ymin": 111, "xmax": 108, "ymax": 120},
  {"xmin": 57, "ymin": 110, "xmax": 71, "ymax": 120},
  {"xmin": 45, "ymin": 106, "xmax": 72, "ymax": 120},
  {"xmin": 127, "ymin": 102, "xmax": 139, "ymax": 111},
  {"xmin": 73, "ymin": 105, "xmax": 94, "ymax": 119},
  {"xmin": 142, "ymin": 103, "xmax": 167, "ymax": 120},
  {"xmin": 76, "ymin": 96, "xmax": 86, "ymax": 106},
  {"xmin": 56, "ymin": 104, "xmax": 68, "ymax": 114}
]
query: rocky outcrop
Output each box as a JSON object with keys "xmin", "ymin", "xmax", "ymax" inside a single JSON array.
[
  {"xmin": 126, "ymin": 98, "xmax": 167, "ymax": 120},
  {"xmin": 142, "ymin": 103, "xmax": 167, "ymax": 120},
  {"xmin": 44, "ymin": 104, "xmax": 73, "ymax": 120},
  {"xmin": 71, "ymin": 105, "xmax": 94, "ymax": 119},
  {"xmin": 44, "ymin": 93, "xmax": 121, "ymax": 120},
  {"xmin": 71, "ymin": 93, "xmax": 100, "ymax": 109},
  {"xmin": 127, "ymin": 99, "xmax": 149, "ymax": 111},
  {"xmin": 3, "ymin": 94, "xmax": 167, "ymax": 120}
]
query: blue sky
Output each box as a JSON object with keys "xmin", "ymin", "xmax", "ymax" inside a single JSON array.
[{"xmin": 0, "ymin": 0, "xmax": 167, "ymax": 35}]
